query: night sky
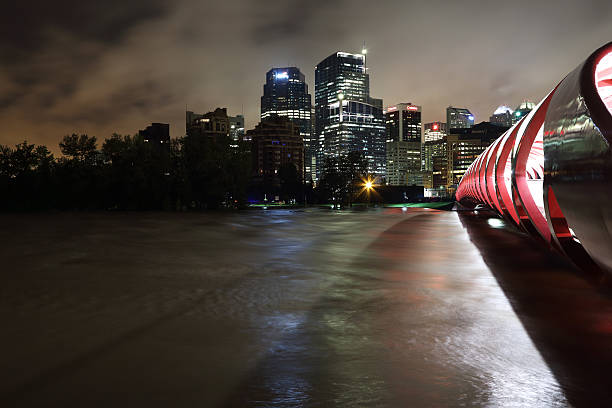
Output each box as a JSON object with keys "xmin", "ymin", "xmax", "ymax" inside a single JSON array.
[{"xmin": 2, "ymin": 0, "xmax": 612, "ymax": 152}]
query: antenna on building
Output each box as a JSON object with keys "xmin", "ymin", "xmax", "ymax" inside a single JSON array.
[{"xmin": 362, "ymin": 41, "xmax": 368, "ymax": 72}]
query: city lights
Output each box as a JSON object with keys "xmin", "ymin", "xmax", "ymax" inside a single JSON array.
[{"xmin": 275, "ymin": 71, "xmax": 289, "ymax": 80}]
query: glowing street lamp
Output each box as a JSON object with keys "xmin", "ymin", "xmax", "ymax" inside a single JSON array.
[{"xmin": 362, "ymin": 176, "xmax": 375, "ymax": 207}]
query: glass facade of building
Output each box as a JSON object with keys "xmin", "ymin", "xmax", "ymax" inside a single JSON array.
[
  {"xmin": 315, "ymin": 52, "xmax": 385, "ymax": 180},
  {"xmin": 385, "ymin": 103, "xmax": 422, "ymax": 185},
  {"xmin": 228, "ymin": 115, "xmax": 245, "ymax": 147},
  {"xmin": 490, "ymin": 105, "xmax": 513, "ymax": 127},
  {"xmin": 512, "ymin": 101, "xmax": 535, "ymax": 125},
  {"xmin": 261, "ymin": 67, "xmax": 313, "ymax": 181},
  {"xmin": 423, "ymin": 122, "xmax": 447, "ymax": 143},
  {"xmin": 446, "ymin": 106, "xmax": 474, "ymax": 130}
]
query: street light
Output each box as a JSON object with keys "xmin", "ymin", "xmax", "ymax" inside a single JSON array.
[{"xmin": 362, "ymin": 176, "xmax": 375, "ymax": 207}]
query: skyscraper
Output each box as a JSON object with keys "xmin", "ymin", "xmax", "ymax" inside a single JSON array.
[
  {"xmin": 512, "ymin": 101, "xmax": 535, "ymax": 124},
  {"xmin": 261, "ymin": 67, "xmax": 313, "ymax": 181},
  {"xmin": 446, "ymin": 106, "xmax": 474, "ymax": 130},
  {"xmin": 446, "ymin": 122, "xmax": 506, "ymax": 193},
  {"xmin": 422, "ymin": 122, "xmax": 447, "ymax": 174},
  {"xmin": 489, "ymin": 105, "xmax": 513, "ymax": 127},
  {"xmin": 385, "ymin": 103, "xmax": 422, "ymax": 185},
  {"xmin": 315, "ymin": 52, "xmax": 386, "ymax": 180},
  {"xmin": 228, "ymin": 115, "xmax": 245, "ymax": 144},
  {"xmin": 423, "ymin": 122, "xmax": 447, "ymax": 142},
  {"xmin": 247, "ymin": 115, "xmax": 304, "ymax": 201}
]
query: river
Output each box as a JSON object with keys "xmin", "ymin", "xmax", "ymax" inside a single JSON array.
[{"xmin": 1, "ymin": 208, "xmax": 610, "ymax": 406}]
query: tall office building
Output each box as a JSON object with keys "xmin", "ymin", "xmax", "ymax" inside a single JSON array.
[
  {"xmin": 512, "ymin": 101, "xmax": 535, "ymax": 124},
  {"xmin": 385, "ymin": 103, "xmax": 422, "ymax": 185},
  {"xmin": 446, "ymin": 106, "xmax": 474, "ymax": 130},
  {"xmin": 248, "ymin": 115, "xmax": 304, "ymax": 179},
  {"xmin": 139, "ymin": 123, "xmax": 170, "ymax": 147},
  {"xmin": 186, "ymin": 108, "xmax": 230, "ymax": 139},
  {"xmin": 261, "ymin": 67, "xmax": 313, "ymax": 181},
  {"xmin": 446, "ymin": 122, "xmax": 506, "ymax": 193},
  {"xmin": 315, "ymin": 52, "xmax": 386, "ymax": 180},
  {"xmin": 247, "ymin": 115, "xmax": 304, "ymax": 200},
  {"xmin": 228, "ymin": 115, "xmax": 245, "ymax": 144},
  {"xmin": 423, "ymin": 122, "xmax": 447, "ymax": 142},
  {"xmin": 423, "ymin": 138, "xmax": 447, "ymax": 173},
  {"xmin": 489, "ymin": 105, "xmax": 513, "ymax": 127}
]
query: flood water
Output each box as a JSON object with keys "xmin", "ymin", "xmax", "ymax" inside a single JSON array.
[{"xmin": 1, "ymin": 208, "xmax": 611, "ymax": 407}]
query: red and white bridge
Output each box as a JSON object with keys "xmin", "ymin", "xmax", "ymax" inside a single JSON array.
[{"xmin": 457, "ymin": 42, "xmax": 612, "ymax": 276}]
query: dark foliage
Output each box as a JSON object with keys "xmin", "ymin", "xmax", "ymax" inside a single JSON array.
[
  {"xmin": 317, "ymin": 151, "xmax": 369, "ymax": 206},
  {"xmin": 0, "ymin": 133, "xmax": 252, "ymax": 211}
]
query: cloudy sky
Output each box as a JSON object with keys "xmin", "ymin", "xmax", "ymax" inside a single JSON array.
[{"xmin": 2, "ymin": 0, "xmax": 612, "ymax": 152}]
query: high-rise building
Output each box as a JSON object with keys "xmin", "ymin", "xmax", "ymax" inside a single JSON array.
[
  {"xmin": 421, "ymin": 121, "xmax": 447, "ymax": 182},
  {"xmin": 423, "ymin": 122, "xmax": 447, "ymax": 143},
  {"xmin": 186, "ymin": 108, "xmax": 230, "ymax": 139},
  {"xmin": 247, "ymin": 115, "xmax": 304, "ymax": 200},
  {"xmin": 512, "ymin": 101, "xmax": 535, "ymax": 124},
  {"xmin": 446, "ymin": 106, "xmax": 474, "ymax": 130},
  {"xmin": 422, "ymin": 138, "xmax": 447, "ymax": 173},
  {"xmin": 385, "ymin": 103, "xmax": 421, "ymax": 185},
  {"xmin": 315, "ymin": 51, "xmax": 386, "ymax": 181},
  {"xmin": 446, "ymin": 122, "xmax": 506, "ymax": 193},
  {"xmin": 432, "ymin": 152, "xmax": 449, "ymax": 192},
  {"xmin": 139, "ymin": 123, "xmax": 170, "ymax": 147},
  {"xmin": 490, "ymin": 105, "xmax": 513, "ymax": 127},
  {"xmin": 228, "ymin": 115, "xmax": 245, "ymax": 144},
  {"xmin": 261, "ymin": 67, "xmax": 313, "ymax": 181}
]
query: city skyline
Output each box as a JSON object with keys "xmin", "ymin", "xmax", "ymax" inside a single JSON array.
[{"xmin": 2, "ymin": 0, "xmax": 612, "ymax": 154}]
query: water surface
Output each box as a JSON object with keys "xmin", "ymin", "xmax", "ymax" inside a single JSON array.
[{"xmin": 1, "ymin": 208, "xmax": 606, "ymax": 406}]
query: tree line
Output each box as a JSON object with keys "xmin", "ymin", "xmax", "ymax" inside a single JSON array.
[
  {"xmin": 0, "ymin": 133, "xmax": 372, "ymax": 211},
  {"xmin": 0, "ymin": 133, "xmax": 251, "ymax": 210}
]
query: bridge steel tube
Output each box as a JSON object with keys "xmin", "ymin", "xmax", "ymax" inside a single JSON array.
[{"xmin": 456, "ymin": 41, "xmax": 612, "ymax": 276}]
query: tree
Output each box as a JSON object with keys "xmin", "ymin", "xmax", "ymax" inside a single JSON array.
[
  {"xmin": 59, "ymin": 134, "xmax": 97, "ymax": 162},
  {"xmin": 343, "ymin": 151, "xmax": 368, "ymax": 206},
  {"xmin": 317, "ymin": 151, "xmax": 368, "ymax": 206},
  {"xmin": 278, "ymin": 162, "xmax": 301, "ymax": 203},
  {"xmin": 318, "ymin": 156, "xmax": 347, "ymax": 206},
  {"xmin": 0, "ymin": 141, "xmax": 55, "ymax": 210}
]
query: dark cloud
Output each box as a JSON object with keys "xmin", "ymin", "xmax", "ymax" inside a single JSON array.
[
  {"xmin": 1, "ymin": 0, "xmax": 612, "ymax": 151},
  {"xmin": 0, "ymin": 1, "xmax": 168, "ymax": 56},
  {"xmin": 249, "ymin": 0, "xmax": 345, "ymax": 44}
]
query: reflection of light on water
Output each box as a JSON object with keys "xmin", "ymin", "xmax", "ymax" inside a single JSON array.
[
  {"xmin": 487, "ymin": 218, "xmax": 505, "ymax": 229},
  {"xmin": 438, "ymin": 213, "xmax": 566, "ymax": 406}
]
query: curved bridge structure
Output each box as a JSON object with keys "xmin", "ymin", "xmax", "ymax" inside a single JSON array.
[{"xmin": 457, "ymin": 41, "xmax": 612, "ymax": 275}]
